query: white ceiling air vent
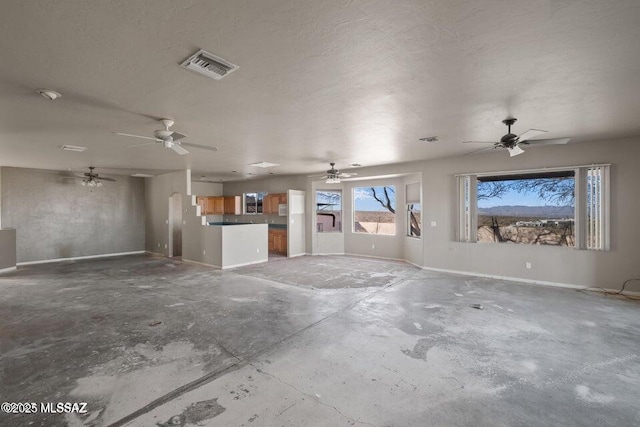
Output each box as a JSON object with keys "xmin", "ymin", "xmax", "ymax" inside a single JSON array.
[{"xmin": 180, "ymin": 49, "xmax": 239, "ymax": 80}]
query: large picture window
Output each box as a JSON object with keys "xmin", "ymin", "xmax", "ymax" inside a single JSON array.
[
  {"xmin": 353, "ymin": 186, "xmax": 396, "ymax": 235},
  {"xmin": 316, "ymin": 190, "xmax": 342, "ymax": 232},
  {"xmin": 457, "ymin": 165, "xmax": 609, "ymax": 250},
  {"xmin": 477, "ymin": 171, "xmax": 575, "ymax": 246}
]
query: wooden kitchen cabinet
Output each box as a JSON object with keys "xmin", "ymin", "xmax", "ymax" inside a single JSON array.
[
  {"xmin": 213, "ymin": 197, "xmax": 224, "ymax": 214},
  {"xmin": 196, "ymin": 196, "xmax": 207, "ymax": 214},
  {"xmin": 264, "ymin": 193, "xmax": 287, "ymax": 214},
  {"xmin": 223, "ymin": 196, "xmax": 241, "ymax": 215},
  {"xmin": 268, "ymin": 233, "xmax": 275, "ymax": 251},
  {"xmin": 268, "ymin": 229, "xmax": 287, "ymax": 254},
  {"xmin": 197, "ymin": 196, "xmax": 225, "ymax": 215}
]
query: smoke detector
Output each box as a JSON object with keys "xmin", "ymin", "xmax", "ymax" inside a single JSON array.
[{"xmin": 180, "ymin": 49, "xmax": 239, "ymax": 80}]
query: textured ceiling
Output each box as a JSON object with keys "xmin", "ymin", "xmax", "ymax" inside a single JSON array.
[{"xmin": 1, "ymin": 0, "xmax": 640, "ymax": 180}]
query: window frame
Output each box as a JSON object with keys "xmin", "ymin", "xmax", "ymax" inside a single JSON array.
[
  {"xmin": 243, "ymin": 191, "xmax": 266, "ymax": 215},
  {"xmin": 316, "ymin": 189, "xmax": 343, "ymax": 234},
  {"xmin": 456, "ymin": 164, "xmax": 610, "ymax": 251},
  {"xmin": 407, "ymin": 203, "xmax": 421, "ymax": 238},
  {"xmin": 352, "ymin": 185, "xmax": 397, "ymax": 236}
]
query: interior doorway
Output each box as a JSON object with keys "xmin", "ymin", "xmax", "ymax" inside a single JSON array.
[{"xmin": 169, "ymin": 192, "xmax": 182, "ymax": 258}]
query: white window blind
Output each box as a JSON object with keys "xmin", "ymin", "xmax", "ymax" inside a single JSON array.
[{"xmin": 586, "ymin": 165, "xmax": 609, "ymax": 250}]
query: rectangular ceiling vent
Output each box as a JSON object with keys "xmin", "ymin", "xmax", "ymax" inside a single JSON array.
[{"xmin": 180, "ymin": 49, "xmax": 239, "ymax": 80}]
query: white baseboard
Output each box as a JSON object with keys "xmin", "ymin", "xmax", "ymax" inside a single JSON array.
[
  {"xmin": 344, "ymin": 253, "xmax": 406, "ymax": 263},
  {"xmin": 182, "ymin": 258, "xmax": 221, "ymax": 269},
  {"xmin": 404, "ymin": 259, "xmax": 424, "ymax": 269},
  {"xmin": 421, "ymin": 266, "xmax": 640, "ymax": 296},
  {"xmin": 145, "ymin": 250, "xmax": 166, "ymax": 257},
  {"xmin": 287, "ymin": 253, "xmax": 307, "ymax": 258},
  {"xmin": 0, "ymin": 266, "xmax": 17, "ymax": 274},
  {"xmin": 182, "ymin": 258, "xmax": 268, "ymax": 270},
  {"xmin": 311, "ymin": 252, "xmax": 345, "ymax": 256},
  {"xmin": 17, "ymin": 251, "xmax": 146, "ymax": 266},
  {"xmin": 222, "ymin": 259, "xmax": 268, "ymax": 269}
]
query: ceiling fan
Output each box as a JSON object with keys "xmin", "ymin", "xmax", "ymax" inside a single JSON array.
[
  {"xmin": 463, "ymin": 118, "xmax": 570, "ymax": 157},
  {"xmin": 114, "ymin": 119, "xmax": 219, "ymax": 155},
  {"xmin": 308, "ymin": 163, "xmax": 357, "ymax": 183},
  {"xmin": 62, "ymin": 166, "xmax": 116, "ymax": 187}
]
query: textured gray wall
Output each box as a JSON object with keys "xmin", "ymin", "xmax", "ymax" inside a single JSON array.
[
  {"xmin": 1, "ymin": 167, "xmax": 145, "ymax": 263},
  {"xmin": 0, "ymin": 229, "xmax": 16, "ymax": 269}
]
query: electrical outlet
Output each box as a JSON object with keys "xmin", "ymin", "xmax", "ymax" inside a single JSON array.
[
  {"xmin": 157, "ymin": 243, "xmax": 160, "ymax": 248},
  {"xmin": 256, "ymin": 248, "xmax": 260, "ymax": 253},
  {"xmin": 165, "ymin": 219, "xmax": 169, "ymax": 224},
  {"xmin": 203, "ymin": 250, "xmax": 206, "ymax": 256},
  {"xmin": 526, "ymin": 262, "xmax": 532, "ymax": 269},
  {"xmin": 431, "ymin": 221, "xmax": 437, "ymax": 227},
  {"xmin": 164, "ymin": 244, "xmax": 168, "ymax": 249},
  {"xmin": 372, "ymin": 244, "xmax": 375, "ymax": 249}
]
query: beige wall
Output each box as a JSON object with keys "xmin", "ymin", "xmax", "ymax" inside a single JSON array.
[{"xmin": 219, "ymin": 137, "xmax": 640, "ymax": 292}]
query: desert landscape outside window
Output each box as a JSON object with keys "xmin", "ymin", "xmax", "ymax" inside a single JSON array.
[
  {"xmin": 353, "ymin": 186, "xmax": 396, "ymax": 235},
  {"xmin": 316, "ymin": 190, "xmax": 342, "ymax": 232},
  {"xmin": 477, "ymin": 171, "xmax": 575, "ymax": 246},
  {"xmin": 407, "ymin": 203, "xmax": 421, "ymax": 237}
]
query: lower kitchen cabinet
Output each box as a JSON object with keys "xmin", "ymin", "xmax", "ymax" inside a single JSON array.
[{"xmin": 268, "ymin": 229, "xmax": 287, "ymax": 254}]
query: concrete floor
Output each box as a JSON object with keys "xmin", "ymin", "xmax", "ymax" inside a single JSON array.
[{"xmin": 0, "ymin": 254, "xmax": 639, "ymax": 427}]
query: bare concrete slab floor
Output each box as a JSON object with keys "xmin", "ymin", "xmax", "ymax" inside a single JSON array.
[{"xmin": 0, "ymin": 254, "xmax": 638, "ymax": 426}]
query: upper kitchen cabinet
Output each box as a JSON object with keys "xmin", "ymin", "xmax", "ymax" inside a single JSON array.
[
  {"xmin": 264, "ymin": 193, "xmax": 287, "ymax": 214},
  {"xmin": 224, "ymin": 196, "xmax": 242, "ymax": 215}
]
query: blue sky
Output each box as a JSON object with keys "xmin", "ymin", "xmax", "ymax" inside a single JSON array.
[
  {"xmin": 478, "ymin": 184, "xmax": 574, "ymax": 208},
  {"xmin": 316, "ymin": 188, "xmax": 396, "ymax": 212},
  {"xmin": 353, "ymin": 186, "xmax": 396, "ymax": 212}
]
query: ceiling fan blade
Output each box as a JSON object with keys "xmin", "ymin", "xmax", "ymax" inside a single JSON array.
[
  {"xmin": 340, "ymin": 172, "xmax": 358, "ymax": 177},
  {"xmin": 462, "ymin": 140, "xmax": 501, "ymax": 144},
  {"xmin": 114, "ymin": 132, "xmax": 159, "ymax": 141},
  {"xmin": 171, "ymin": 144, "xmax": 189, "ymax": 155},
  {"xmin": 464, "ymin": 145, "xmax": 501, "ymax": 155},
  {"xmin": 521, "ymin": 137, "xmax": 571, "ymax": 146},
  {"xmin": 127, "ymin": 142, "xmax": 157, "ymax": 148},
  {"xmin": 517, "ymin": 129, "xmax": 547, "ymax": 142},
  {"xmin": 170, "ymin": 131, "xmax": 187, "ymax": 141},
  {"xmin": 180, "ymin": 142, "xmax": 218, "ymax": 152},
  {"xmin": 508, "ymin": 145, "xmax": 525, "ymax": 157}
]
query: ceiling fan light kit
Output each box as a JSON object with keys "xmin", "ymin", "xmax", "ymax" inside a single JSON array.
[
  {"xmin": 463, "ymin": 117, "xmax": 570, "ymax": 157},
  {"xmin": 308, "ymin": 162, "xmax": 357, "ymax": 183}
]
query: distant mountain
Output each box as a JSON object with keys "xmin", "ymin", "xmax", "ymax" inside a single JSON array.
[{"xmin": 478, "ymin": 205, "xmax": 574, "ymax": 218}]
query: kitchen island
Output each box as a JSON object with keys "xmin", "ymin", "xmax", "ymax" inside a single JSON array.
[{"xmin": 185, "ymin": 222, "xmax": 268, "ymax": 269}]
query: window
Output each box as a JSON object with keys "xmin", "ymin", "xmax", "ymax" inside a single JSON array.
[
  {"xmin": 244, "ymin": 192, "xmax": 266, "ymax": 214},
  {"xmin": 353, "ymin": 186, "xmax": 396, "ymax": 235},
  {"xmin": 457, "ymin": 165, "xmax": 610, "ymax": 250},
  {"xmin": 316, "ymin": 190, "xmax": 342, "ymax": 232},
  {"xmin": 407, "ymin": 203, "xmax": 421, "ymax": 237},
  {"xmin": 406, "ymin": 182, "xmax": 421, "ymax": 238}
]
